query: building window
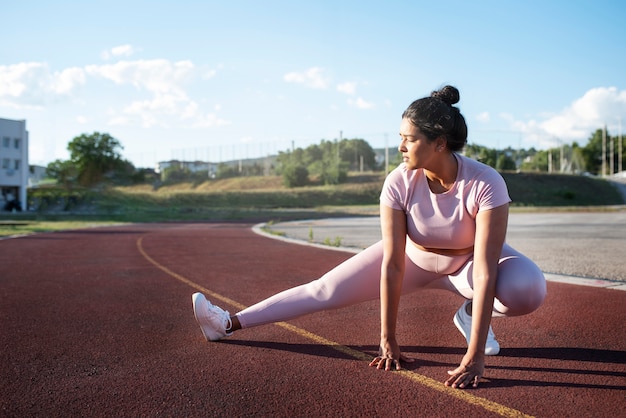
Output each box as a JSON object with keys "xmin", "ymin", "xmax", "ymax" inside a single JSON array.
[
  {"xmin": 2, "ymin": 159, "xmax": 9, "ymax": 169},
  {"xmin": 14, "ymin": 160, "xmax": 21, "ymax": 170},
  {"xmin": 2, "ymin": 137, "xmax": 9, "ymax": 148},
  {"xmin": 14, "ymin": 138, "xmax": 20, "ymax": 149}
]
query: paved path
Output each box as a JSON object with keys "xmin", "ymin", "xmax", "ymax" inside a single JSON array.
[
  {"xmin": 1, "ymin": 222, "xmax": 625, "ymax": 417},
  {"xmin": 266, "ymin": 211, "xmax": 626, "ymax": 287}
]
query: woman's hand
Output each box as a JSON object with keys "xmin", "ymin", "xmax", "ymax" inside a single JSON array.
[
  {"xmin": 369, "ymin": 337, "xmax": 414, "ymax": 371},
  {"xmin": 444, "ymin": 353, "xmax": 485, "ymax": 388}
]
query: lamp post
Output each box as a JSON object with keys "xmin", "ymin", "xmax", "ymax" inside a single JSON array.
[
  {"xmin": 617, "ymin": 118, "xmax": 622, "ymax": 175},
  {"xmin": 602, "ymin": 125, "xmax": 606, "ymax": 177}
]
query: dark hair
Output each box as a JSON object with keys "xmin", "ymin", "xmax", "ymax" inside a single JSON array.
[{"xmin": 401, "ymin": 85, "xmax": 467, "ymax": 152}]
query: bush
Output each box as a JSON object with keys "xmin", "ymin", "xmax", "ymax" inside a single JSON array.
[{"xmin": 282, "ymin": 164, "xmax": 309, "ymax": 188}]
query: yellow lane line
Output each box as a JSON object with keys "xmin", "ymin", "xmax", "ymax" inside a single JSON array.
[{"xmin": 137, "ymin": 237, "xmax": 533, "ymax": 418}]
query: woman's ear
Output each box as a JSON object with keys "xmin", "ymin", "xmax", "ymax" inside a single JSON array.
[{"xmin": 436, "ymin": 136, "xmax": 447, "ymax": 152}]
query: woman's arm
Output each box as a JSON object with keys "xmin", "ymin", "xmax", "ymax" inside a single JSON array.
[
  {"xmin": 446, "ymin": 203, "xmax": 509, "ymax": 388},
  {"xmin": 369, "ymin": 203, "xmax": 409, "ymax": 371}
]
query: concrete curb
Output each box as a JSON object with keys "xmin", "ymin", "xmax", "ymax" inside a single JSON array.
[{"xmin": 253, "ymin": 222, "xmax": 626, "ymax": 292}]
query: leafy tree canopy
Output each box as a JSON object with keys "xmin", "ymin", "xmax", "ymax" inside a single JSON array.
[{"xmin": 66, "ymin": 132, "xmax": 129, "ymax": 186}]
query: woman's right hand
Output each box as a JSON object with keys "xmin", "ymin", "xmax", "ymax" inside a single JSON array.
[{"xmin": 369, "ymin": 337, "xmax": 414, "ymax": 371}]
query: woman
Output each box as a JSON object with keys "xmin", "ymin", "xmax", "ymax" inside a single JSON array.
[{"xmin": 192, "ymin": 85, "xmax": 546, "ymax": 389}]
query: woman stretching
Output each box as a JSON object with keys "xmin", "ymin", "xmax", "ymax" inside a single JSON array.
[{"xmin": 192, "ymin": 85, "xmax": 546, "ymax": 389}]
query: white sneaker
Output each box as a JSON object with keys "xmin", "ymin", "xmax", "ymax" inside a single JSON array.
[
  {"xmin": 192, "ymin": 293, "xmax": 233, "ymax": 341},
  {"xmin": 453, "ymin": 300, "xmax": 500, "ymax": 356}
]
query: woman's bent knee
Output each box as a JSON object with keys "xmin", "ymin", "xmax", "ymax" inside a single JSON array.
[{"xmin": 495, "ymin": 259, "xmax": 547, "ymax": 316}]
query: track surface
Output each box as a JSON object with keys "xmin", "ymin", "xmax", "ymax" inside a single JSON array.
[{"xmin": 1, "ymin": 223, "xmax": 625, "ymax": 417}]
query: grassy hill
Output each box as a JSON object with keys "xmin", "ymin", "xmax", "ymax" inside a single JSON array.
[
  {"xmin": 1, "ymin": 171, "xmax": 622, "ymax": 237},
  {"xmin": 502, "ymin": 172, "xmax": 624, "ymax": 207},
  {"xmin": 24, "ymin": 171, "xmax": 623, "ymax": 221}
]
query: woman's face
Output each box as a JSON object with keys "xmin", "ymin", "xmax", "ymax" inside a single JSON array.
[{"xmin": 398, "ymin": 118, "xmax": 439, "ymax": 170}]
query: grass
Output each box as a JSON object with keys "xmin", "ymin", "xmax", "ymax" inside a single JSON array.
[
  {"xmin": 0, "ymin": 220, "xmax": 124, "ymax": 238},
  {"xmin": 1, "ymin": 171, "xmax": 623, "ymax": 238},
  {"xmin": 502, "ymin": 172, "xmax": 623, "ymax": 207}
]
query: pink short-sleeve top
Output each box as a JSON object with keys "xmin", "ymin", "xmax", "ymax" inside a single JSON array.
[{"xmin": 380, "ymin": 153, "xmax": 511, "ymax": 250}]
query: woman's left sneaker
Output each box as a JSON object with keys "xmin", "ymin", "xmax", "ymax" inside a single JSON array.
[{"xmin": 453, "ymin": 300, "xmax": 500, "ymax": 355}]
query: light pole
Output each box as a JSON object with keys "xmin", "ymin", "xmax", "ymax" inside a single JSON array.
[
  {"xmin": 602, "ymin": 125, "xmax": 607, "ymax": 177},
  {"xmin": 617, "ymin": 118, "xmax": 622, "ymax": 175}
]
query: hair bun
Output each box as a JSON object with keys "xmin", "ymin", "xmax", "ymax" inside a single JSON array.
[{"xmin": 431, "ymin": 85, "xmax": 460, "ymax": 106}]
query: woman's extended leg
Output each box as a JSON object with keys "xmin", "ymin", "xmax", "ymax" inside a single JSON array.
[
  {"xmin": 235, "ymin": 241, "xmax": 386, "ymax": 328},
  {"xmin": 194, "ymin": 241, "xmax": 448, "ymax": 340},
  {"xmin": 235, "ymin": 240, "xmax": 449, "ymax": 328}
]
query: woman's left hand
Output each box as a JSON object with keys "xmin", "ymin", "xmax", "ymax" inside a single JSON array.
[{"xmin": 444, "ymin": 354, "xmax": 485, "ymax": 388}]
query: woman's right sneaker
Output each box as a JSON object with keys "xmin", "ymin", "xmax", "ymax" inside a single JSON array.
[{"xmin": 192, "ymin": 293, "xmax": 233, "ymax": 341}]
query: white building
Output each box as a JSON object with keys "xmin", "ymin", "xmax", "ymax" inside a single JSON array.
[
  {"xmin": 156, "ymin": 160, "xmax": 219, "ymax": 178},
  {"xmin": 28, "ymin": 165, "xmax": 48, "ymax": 188},
  {"xmin": 0, "ymin": 118, "xmax": 29, "ymax": 211}
]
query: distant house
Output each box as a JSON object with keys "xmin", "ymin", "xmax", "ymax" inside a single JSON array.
[
  {"xmin": 28, "ymin": 165, "xmax": 48, "ymax": 187},
  {"xmin": 0, "ymin": 118, "xmax": 28, "ymax": 211},
  {"xmin": 156, "ymin": 160, "xmax": 219, "ymax": 178}
]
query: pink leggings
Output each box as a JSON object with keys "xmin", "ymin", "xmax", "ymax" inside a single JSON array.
[{"xmin": 236, "ymin": 241, "xmax": 546, "ymax": 328}]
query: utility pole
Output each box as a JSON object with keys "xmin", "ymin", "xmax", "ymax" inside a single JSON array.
[
  {"xmin": 602, "ymin": 125, "xmax": 606, "ymax": 177},
  {"xmin": 548, "ymin": 148, "xmax": 552, "ymax": 173},
  {"xmin": 610, "ymin": 128, "xmax": 614, "ymax": 176},
  {"xmin": 617, "ymin": 118, "xmax": 622, "ymax": 175},
  {"xmin": 385, "ymin": 133, "xmax": 389, "ymax": 174},
  {"xmin": 336, "ymin": 131, "xmax": 342, "ymax": 184},
  {"xmin": 558, "ymin": 138, "xmax": 564, "ymax": 173}
]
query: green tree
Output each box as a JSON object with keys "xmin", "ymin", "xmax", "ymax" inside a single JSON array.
[
  {"xmin": 339, "ymin": 138, "xmax": 377, "ymax": 171},
  {"xmin": 496, "ymin": 153, "xmax": 517, "ymax": 171},
  {"xmin": 581, "ymin": 129, "xmax": 604, "ymax": 174},
  {"xmin": 315, "ymin": 140, "xmax": 348, "ymax": 185},
  {"xmin": 215, "ymin": 163, "xmax": 239, "ymax": 179},
  {"xmin": 282, "ymin": 163, "xmax": 309, "ymax": 187},
  {"xmin": 276, "ymin": 149, "xmax": 309, "ymax": 187},
  {"xmin": 581, "ymin": 129, "xmax": 625, "ymax": 175},
  {"xmin": 570, "ymin": 142, "xmax": 586, "ymax": 173},
  {"xmin": 477, "ymin": 148, "xmax": 497, "ymax": 167},
  {"xmin": 520, "ymin": 150, "xmax": 549, "ymax": 172},
  {"xmin": 162, "ymin": 166, "xmax": 191, "ymax": 184},
  {"xmin": 67, "ymin": 132, "xmax": 127, "ymax": 186},
  {"xmin": 46, "ymin": 159, "xmax": 78, "ymax": 187},
  {"xmin": 275, "ymin": 148, "xmax": 305, "ymax": 175}
]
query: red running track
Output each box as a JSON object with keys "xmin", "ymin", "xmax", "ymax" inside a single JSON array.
[{"xmin": 1, "ymin": 223, "xmax": 625, "ymax": 417}]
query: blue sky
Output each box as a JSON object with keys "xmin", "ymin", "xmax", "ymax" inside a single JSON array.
[{"xmin": 2, "ymin": 0, "xmax": 625, "ymax": 169}]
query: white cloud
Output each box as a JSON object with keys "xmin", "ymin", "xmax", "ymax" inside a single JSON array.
[
  {"xmin": 179, "ymin": 101, "xmax": 230, "ymax": 128},
  {"xmin": 76, "ymin": 115, "xmax": 88, "ymax": 124},
  {"xmin": 50, "ymin": 67, "xmax": 86, "ymax": 95},
  {"xmin": 541, "ymin": 87, "xmax": 626, "ymax": 138},
  {"xmin": 85, "ymin": 59, "xmax": 194, "ymax": 96},
  {"xmin": 203, "ymin": 69, "xmax": 217, "ymax": 79},
  {"xmin": 501, "ymin": 87, "xmax": 626, "ymax": 147},
  {"xmin": 101, "ymin": 44, "xmax": 137, "ymax": 60},
  {"xmin": 0, "ymin": 62, "xmax": 86, "ymax": 108},
  {"xmin": 348, "ymin": 96, "xmax": 375, "ymax": 109},
  {"xmin": 192, "ymin": 113, "xmax": 230, "ymax": 128},
  {"xmin": 85, "ymin": 59, "xmax": 221, "ymax": 128},
  {"xmin": 108, "ymin": 115, "xmax": 132, "ymax": 126},
  {"xmin": 337, "ymin": 81, "xmax": 356, "ymax": 95},
  {"xmin": 476, "ymin": 111, "xmax": 490, "ymax": 123},
  {"xmin": 283, "ymin": 67, "xmax": 329, "ymax": 89}
]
